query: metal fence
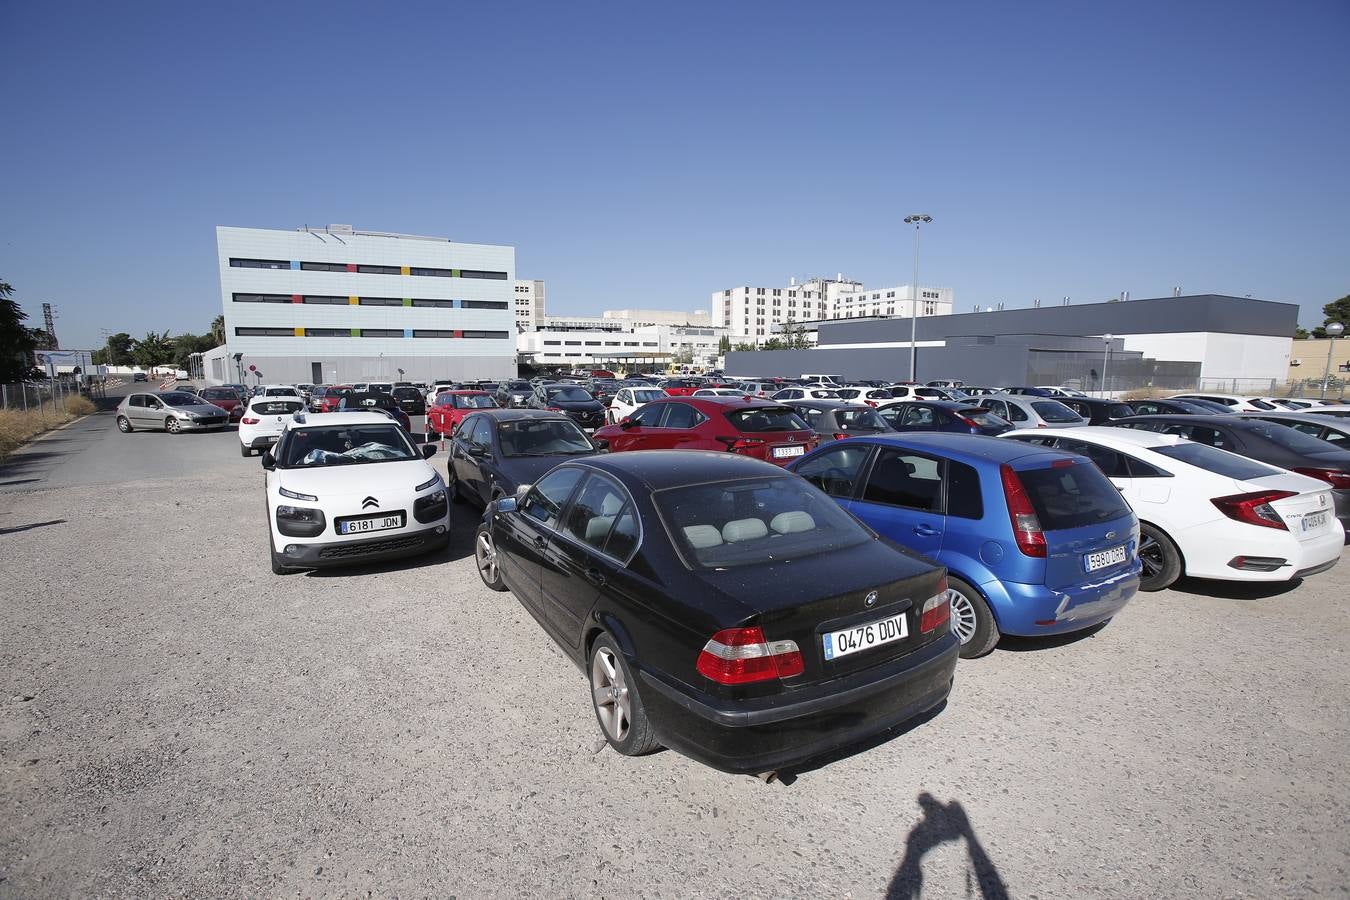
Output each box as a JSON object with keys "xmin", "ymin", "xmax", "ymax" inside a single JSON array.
[{"xmin": 0, "ymin": 378, "xmax": 107, "ymax": 412}]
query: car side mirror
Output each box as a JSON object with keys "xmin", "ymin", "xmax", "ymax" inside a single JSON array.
[
  {"xmin": 421, "ymin": 444, "xmax": 436, "ymax": 459},
  {"xmin": 619, "ymin": 417, "xmax": 635, "ymax": 429},
  {"xmin": 468, "ymin": 444, "xmax": 489, "ymax": 458},
  {"xmin": 260, "ymin": 450, "xmax": 276, "ymax": 470},
  {"xmin": 496, "ymin": 496, "xmax": 518, "ymax": 514}
]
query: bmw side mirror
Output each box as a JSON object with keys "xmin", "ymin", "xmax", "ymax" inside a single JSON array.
[
  {"xmin": 260, "ymin": 450, "xmax": 276, "ymax": 470},
  {"xmin": 422, "ymin": 444, "xmax": 436, "ymax": 459},
  {"xmin": 497, "ymin": 496, "xmax": 518, "ymax": 514}
]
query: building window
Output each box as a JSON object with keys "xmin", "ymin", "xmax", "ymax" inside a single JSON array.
[
  {"xmin": 565, "ymin": 341, "xmax": 581, "ymax": 346},
  {"xmin": 462, "ymin": 330, "xmax": 509, "ymax": 339},
  {"xmin": 543, "ymin": 341, "xmax": 562, "ymax": 346},
  {"xmin": 303, "ymin": 295, "xmax": 348, "ymax": 305},
  {"xmin": 234, "ymin": 327, "xmax": 294, "ymax": 336},
  {"xmin": 411, "ymin": 299, "xmax": 454, "ymax": 308},
  {"xmin": 641, "ymin": 342, "xmax": 657, "ymax": 347},
  {"xmin": 229, "ymin": 258, "xmax": 289, "ymax": 269},
  {"xmin": 360, "ymin": 297, "xmax": 404, "ymax": 307},
  {"xmin": 356, "ymin": 264, "xmax": 401, "ymax": 275},
  {"xmin": 232, "ymin": 293, "xmax": 291, "ymax": 304},
  {"xmin": 305, "ymin": 328, "xmax": 352, "ymax": 337},
  {"xmin": 361, "ymin": 329, "xmax": 404, "ymax": 338},
  {"xmin": 623, "ymin": 341, "xmax": 638, "ymax": 346},
  {"xmin": 584, "ymin": 341, "xmax": 601, "ymax": 346},
  {"xmin": 413, "ymin": 330, "xmax": 456, "ymax": 338},
  {"xmin": 887, "ymin": 291, "xmax": 895, "ymax": 298},
  {"xmin": 410, "ymin": 267, "xmax": 454, "ymax": 277},
  {"xmin": 459, "ymin": 270, "xmax": 509, "ymax": 280},
  {"xmin": 461, "ymin": 300, "xmax": 508, "ymax": 310},
  {"xmin": 300, "ymin": 261, "xmax": 348, "ymax": 272}
]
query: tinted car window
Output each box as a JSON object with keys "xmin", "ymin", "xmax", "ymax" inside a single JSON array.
[
  {"xmin": 605, "ymin": 508, "xmax": 640, "ymax": 560},
  {"xmin": 1132, "ymin": 402, "xmax": 1162, "ymax": 415},
  {"xmin": 961, "ymin": 408, "xmax": 1008, "ymax": 428},
  {"xmin": 252, "ymin": 400, "xmax": 304, "ymax": 416},
  {"xmin": 467, "ymin": 417, "xmax": 492, "ymax": 446},
  {"xmin": 200, "ymin": 389, "xmax": 236, "ymax": 401},
  {"xmin": 947, "ymin": 460, "xmax": 984, "ymax": 520},
  {"xmin": 562, "ymin": 474, "xmax": 632, "ymax": 553},
  {"xmin": 862, "ymin": 449, "xmax": 943, "ymax": 512},
  {"xmin": 794, "ymin": 444, "xmax": 872, "ymax": 497},
  {"xmin": 499, "ymin": 418, "xmax": 593, "ymax": 457},
  {"xmin": 836, "ymin": 408, "xmax": 886, "ymax": 429},
  {"xmin": 522, "ymin": 468, "xmax": 584, "ymax": 528},
  {"xmin": 1162, "ymin": 424, "xmax": 1230, "ymax": 449},
  {"xmin": 724, "ymin": 407, "xmax": 809, "ymax": 432},
  {"xmin": 660, "ymin": 403, "xmax": 703, "ymax": 429},
  {"xmin": 1106, "ymin": 403, "xmax": 1134, "ymax": 419},
  {"xmin": 1017, "ymin": 463, "xmax": 1132, "ymax": 530},
  {"xmin": 455, "ymin": 394, "xmax": 498, "ymax": 409},
  {"xmin": 901, "ymin": 406, "xmax": 935, "ymax": 427},
  {"xmin": 1245, "ymin": 421, "xmax": 1341, "ymax": 453},
  {"xmin": 1031, "ymin": 401, "xmax": 1083, "ymax": 423},
  {"xmin": 393, "ymin": 387, "xmax": 421, "ymax": 400},
  {"xmin": 160, "ymin": 392, "xmax": 200, "ymax": 406},
  {"xmin": 657, "ymin": 476, "xmax": 870, "ymax": 570},
  {"xmin": 1152, "ymin": 443, "xmax": 1279, "ymax": 480},
  {"xmin": 628, "ymin": 404, "xmax": 666, "ymax": 427},
  {"xmin": 1055, "ymin": 438, "xmax": 1130, "ymax": 478},
  {"xmin": 547, "ymin": 387, "xmax": 593, "ymax": 403}
]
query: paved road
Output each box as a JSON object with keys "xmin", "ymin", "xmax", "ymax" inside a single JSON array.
[{"xmin": 0, "ymin": 410, "xmax": 1346, "ymax": 897}]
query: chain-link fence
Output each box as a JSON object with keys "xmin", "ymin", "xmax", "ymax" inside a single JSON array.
[{"xmin": 0, "ymin": 378, "xmax": 107, "ymax": 412}]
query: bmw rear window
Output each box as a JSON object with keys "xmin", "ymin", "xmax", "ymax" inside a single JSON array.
[
  {"xmin": 724, "ymin": 408, "xmax": 810, "ymax": 432},
  {"xmin": 1152, "ymin": 443, "xmax": 1278, "ymax": 480},
  {"xmin": 1031, "ymin": 401, "xmax": 1083, "ymax": 423},
  {"xmin": 1016, "ymin": 462, "xmax": 1132, "ymax": 530}
]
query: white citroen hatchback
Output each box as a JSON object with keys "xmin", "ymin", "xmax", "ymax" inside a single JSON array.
[{"xmin": 260, "ymin": 412, "xmax": 449, "ymax": 574}]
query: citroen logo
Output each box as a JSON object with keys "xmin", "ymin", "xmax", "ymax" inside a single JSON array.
[
  {"xmin": 864, "ymin": 590, "xmax": 878, "ymax": 607},
  {"xmin": 362, "ymin": 496, "xmax": 379, "ymax": 509}
]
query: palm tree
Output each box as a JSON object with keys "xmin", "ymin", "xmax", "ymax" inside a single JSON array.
[{"xmin": 210, "ymin": 314, "xmax": 225, "ymax": 346}]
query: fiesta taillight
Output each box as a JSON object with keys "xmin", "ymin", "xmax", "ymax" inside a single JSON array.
[
  {"xmin": 1210, "ymin": 490, "xmax": 1295, "ymax": 530},
  {"xmin": 1292, "ymin": 468, "xmax": 1350, "ymax": 490},
  {"xmin": 696, "ymin": 627, "xmax": 803, "ymax": 684},
  {"xmin": 1000, "ymin": 464, "xmax": 1047, "ymax": 557},
  {"xmin": 919, "ymin": 575, "xmax": 951, "ymax": 634}
]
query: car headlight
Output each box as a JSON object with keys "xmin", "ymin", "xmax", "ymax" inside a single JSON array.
[
  {"xmin": 415, "ymin": 474, "xmax": 442, "ymax": 491},
  {"xmin": 279, "ymin": 487, "xmax": 318, "ymax": 501}
]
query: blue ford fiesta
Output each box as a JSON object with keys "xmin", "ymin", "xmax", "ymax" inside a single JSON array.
[{"xmin": 789, "ymin": 433, "xmax": 1141, "ymax": 657}]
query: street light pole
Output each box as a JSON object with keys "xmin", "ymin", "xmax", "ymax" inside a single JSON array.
[
  {"xmin": 1322, "ymin": 322, "xmax": 1345, "ymax": 399},
  {"xmin": 903, "ymin": 214, "xmax": 932, "ymax": 383},
  {"xmin": 1101, "ymin": 333, "xmax": 1113, "ymax": 398}
]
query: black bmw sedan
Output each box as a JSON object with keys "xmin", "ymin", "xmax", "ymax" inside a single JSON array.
[
  {"xmin": 449, "ymin": 410, "xmax": 600, "ymax": 506},
  {"xmin": 474, "ymin": 451, "xmax": 958, "ymax": 775},
  {"xmin": 528, "ymin": 384, "xmax": 607, "ymax": 431}
]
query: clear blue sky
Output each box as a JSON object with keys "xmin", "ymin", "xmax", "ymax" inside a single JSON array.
[{"xmin": 2, "ymin": 0, "xmax": 1347, "ymax": 348}]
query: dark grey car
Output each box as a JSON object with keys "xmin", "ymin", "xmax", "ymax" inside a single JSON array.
[
  {"xmin": 116, "ymin": 391, "xmax": 229, "ymax": 433},
  {"xmin": 784, "ymin": 400, "xmax": 893, "ymax": 444}
]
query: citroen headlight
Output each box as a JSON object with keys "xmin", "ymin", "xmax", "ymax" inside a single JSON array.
[
  {"xmin": 279, "ymin": 487, "xmax": 318, "ymax": 501},
  {"xmin": 415, "ymin": 474, "xmax": 442, "ymax": 491}
]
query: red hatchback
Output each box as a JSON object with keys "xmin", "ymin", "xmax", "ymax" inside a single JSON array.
[
  {"xmin": 591, "ymin": 397, "xmax": 818, "ymax": 466},
  {"xmin": 428, "ymin": 390, "xmax": 499, "ymax": 437},
  {"xmin": 660, "ymin": 378, "xmax": 702, "ymax": 397}
]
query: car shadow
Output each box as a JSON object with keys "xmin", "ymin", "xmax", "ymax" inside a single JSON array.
[
  {"xmin": 994, "ymin": 620, "xmax": 1112, "ymax": 652},
  {"xmin": 885, "ymin": 792, "xmax": 1010, "ymax": 900},
  {"xmin": 768, "ymin": 701, "xmax": 948, "ymax": 783},
  {"xmin": 0, "ymin": 519, "xmax": 67, "ymax": 535},
  {"xmin": 1169, "ymin": 576, "xmax": 1306, "ymax": 600}
]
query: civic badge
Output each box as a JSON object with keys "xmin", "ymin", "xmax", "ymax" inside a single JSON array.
[
  {"xmin": 864, "ymin": 590, "xmax": 878, "ymax": 607},
  {"xmin": 1321, "ymin": 494, "xmax": 1328, "ymax": 507},
  {"xmin": 362, "ymin": 496, "xmax": 379, "ymax": 509}
]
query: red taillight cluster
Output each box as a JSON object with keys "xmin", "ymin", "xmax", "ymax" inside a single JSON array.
[
  {"xmin": 697, "ymin": 627, "xmax": 804, "ymax": 684},
  {"xmin": 919, "ymin": 575, "xmax": 951, "ymax": 633},
  {"xmin": 1210, "ymin": 490, "xmax": 1295, "ymax": 530},
  {"xmin": 1000, "ymin": 464, "xmax": 1047, "ymax": 557},
  {"xmin": 1293, "ymin": 467, "xmax": 1350, "ymax": 490},
  {"xmin": 832, "ymin": 432, "xmax": 850, "ymax": 441},
  {"xmin": 716, "ymin": 436, "xmax": 765, "ymax": 453},
  {"xmin": 241, "ymin": 416, "xmax": 260, "ymax": 425}
]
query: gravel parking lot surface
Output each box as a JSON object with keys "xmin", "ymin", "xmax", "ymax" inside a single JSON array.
[{"xmin": 2, "ymin": 399, "xmax": 1348, "ymax": 897}]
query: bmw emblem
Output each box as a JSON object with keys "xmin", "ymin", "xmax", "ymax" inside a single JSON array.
[{"xmin": 864, "ymin": 590, "xmax": 878, "ymax": 607}]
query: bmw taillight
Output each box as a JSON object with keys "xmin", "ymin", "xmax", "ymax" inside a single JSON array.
[
  {"xmin": 919, "ymin": 576, "xmax": 951, "ymax": 633},
  {"xmin": 1211, "ymin": 490, "xmax": 1295, "ymax": 530},
  {"xmin": 1000, "ymin": 464, "xmax": 1047, "ymax": 557},
  {"xmin": 1292, "ymin": 467, "xmax": 1350, "ymax": 490},
  {"xmin": 696, "ymin": 627, "xmax": 803, "ymax": 684},
  {"xmin": 241, "ymin": 416, "xmax": 260, "ymax": 425}
]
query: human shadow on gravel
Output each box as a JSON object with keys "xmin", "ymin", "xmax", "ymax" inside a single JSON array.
[{"xmin": 886, "ymin": 792, "xmax": 1009, "ymax": 900}]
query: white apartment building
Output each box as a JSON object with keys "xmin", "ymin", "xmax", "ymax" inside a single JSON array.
[
  {"xmin": 602, "ymin": 308, "xmax": 713, "ymax": 327},
  {"xmin": 212, "ymin": 224, "xmax": 515, "ymax": 385},
  {"xmin": 711, "ymin": 274, "xmax": 954, "ymax": 346},
  {"xmin": 514, "ymin": 279, "xmax": 546, "ymax": 330},
  {"xmin": 518, "ymin": 319, "xmax": 727, "ymax": 370}
]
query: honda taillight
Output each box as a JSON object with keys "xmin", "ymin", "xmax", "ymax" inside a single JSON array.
[
  {"xmin": 715, "ymin": 436, "xmax": 765, "ymax": 454},
  {"xmin": 1000, "ymin": 464, "xmax": 1047, "ymax": 557},
  {"xmin": 1211, "ymin": 490, "xmax": 1295, "ymax": 530},
  {"xmin": 697, "ymin": 627, "xmax": 803, "ymax": 684},
  {"xmin": 241, "ymin": 416, "xmax": 260, "ymax": 425},
  {"xmin": 919, "ymin": 575, "xmax": 951, "ymax": 633},
  {"xmin": 1293, "ymin": 467, "xmax": 1350, "ymax": 490}
]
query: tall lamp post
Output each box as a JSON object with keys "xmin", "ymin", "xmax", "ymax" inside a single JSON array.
[
  {"xmin": 904, "ymin": 214, "xmax": 932, "ymax": 383},
  {"xmin": 1322, "ymin": 322, "xmax": 1345, "ymax": 399},
  {"xmin": 1101, "ymin": 333, "xmax": 1113, "ymax": 398}
]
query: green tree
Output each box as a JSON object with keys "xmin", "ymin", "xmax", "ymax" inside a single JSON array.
[
  {"xmin": 761, "ymin": 337, "xmax": 786, "ymax": 351},
  {"xmin": 1323, "ymin": 294, "xmax": 1350, "ymax": 328},
  {"xmin": 102, "ymin": 332, "xmax": 135, "ymax": 366},
  {"xmin": 132, "ymin": 330, "xmax": 175, "ymax": 369},
  {"xmin": 30, "ymin": 327, "xmax": 57, "ymax": 351},
  {"xmin": 1294, "ymin": 326, "xmax": 1310, "ymax": 340},
  {"xmin": 717, "ymin": 335, "xmax": 730, "ymax": 354},
  {"xmin": 210, "ymin": 314, "xmax": 226, "ymax": 346},
  {"xmin": 732, "ymin": 342, "xmax": 756, "ymax": 352},
  {"xmin": 0, "ymin": 281, "xmax": 40, "ymax": 382},
  {"xmin": 171, "ymin": 332, "xmax": 215, "ymax": 370}
]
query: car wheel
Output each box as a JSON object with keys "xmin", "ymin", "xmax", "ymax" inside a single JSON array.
[
  {"xmin": 1138, "ymin": 523, "xmax": 1182, "ymax": 591},
  {"xmin": 589, "ymin": 633, "xmax": 660, "ymax": 756},
  {"xmin": 165, "ymin": 417, "xmax": 181, "ymax": 434},
  {"xmin": 474, "ymin": 525, "xmax": 507, "ymax": 591},
  {"xmin": 116, "ymin": 415, "xmax": 133, "ymax": 433},
  {"xmin": 240, "ymin": 442, "xmax": 252, "ymax": 457},
  {"xmin": 947, "ymin": 575, "xmax": 1000, "ymax": 659}
]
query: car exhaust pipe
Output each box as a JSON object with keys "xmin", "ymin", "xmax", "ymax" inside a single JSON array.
[{"xmin": 754, "ymin": 771, "xmax": 779, "ymax": 784}]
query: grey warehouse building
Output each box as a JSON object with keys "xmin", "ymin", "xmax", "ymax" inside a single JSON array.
[{"xmin": 724, "ymin": 294, "xmax": 1297, "ymax": 391}]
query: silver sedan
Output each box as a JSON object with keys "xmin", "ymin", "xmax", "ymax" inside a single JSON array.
[{"xmin": 116, "ymin": 391, "xmax": 230, "ymax": 434}]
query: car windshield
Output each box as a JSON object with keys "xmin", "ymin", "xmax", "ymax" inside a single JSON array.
[
  {"xmin": 1016, "ymin": 462, "xmax": 1133, "ymax": 530},
  {"xmin": 961, "ymin": 408, "xmax": 1008, "ymax": 427},
  {"xmin": 346, "ymin": 394, "xmax": 395, "ymax": 409},
  {"xmin": 1244, "ymin": 421, "xmax": 1342, "ymax": 453},
  {"xmin": 454, "ymin": 394, "xmax": 498, "ymax": 409},
  {"xmin": 1152, "ymin": 443, "xmax": 1279, "ymax": 480},
  {"xmin": 547, "ymin": 387, "xmax": 592, "ymax": 402},
  {"xmin": 251, "ymin": 400, "xmax": 304, "ymax": 416},
  {"xmin": 280, "ymin": 424, "xmax": 417, "ymax": 467},
  {"xmin": 498, "ymin": 419, "xmax": 594, "ymax": 457},
  {"xmin": 656, "ymin": 475, "xmax": 871, "ymax": 570},
  {"xmin": 1029, "ymin": 400, "xmax": 1082, "ymax": 422},
  {"xmin": 631, "ymin": 389, "xmax": 665, "ymax": 403},
  {"xmin": 160, "ymin": 393, "xmax": 201, "ymax": 406},
  {"xmin": 507, "ymin": 381, "xmax": 531, "ymax": 390},
  {"xmin": 200, "ymin": 389, "xmax": 235, "ymax": 401},
  {"xmin": 724, "ymin": 407, "xmax": 810, "ymax": 432},
  {"xmin": 393, "ymin": 387, "xmax": 421, "ymax": 400},
  {"xmin": 835, "ymin": 408, "xmax": 887, "ymax": 429}
]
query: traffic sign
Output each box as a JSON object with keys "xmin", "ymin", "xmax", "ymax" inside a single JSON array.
[{"xmin": 248, "ymin": 364, "xmax": 256, "ymax": 372}]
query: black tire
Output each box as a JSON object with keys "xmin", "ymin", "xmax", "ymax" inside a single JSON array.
[
  {"xmin": 1138, "ymin": 523, "xmax": 1182, "ymax": 591},
  {"xmin": 116, "ymin": 415, "xmax": 133, "ymax": 433},
  {"xmin": 947, "ymin": 575, "xmax": 1000, "ymax": 659},
  {"xmin": 474, "ymin": 525, "xmax": 507, "ymax": 591},
  {"xmin": 589, "ymin": 632, "xmax": 660, "ymax": 756},
  {"xmin": 240, "ymin": 442, "xmax": 252, "ymax": 457}
]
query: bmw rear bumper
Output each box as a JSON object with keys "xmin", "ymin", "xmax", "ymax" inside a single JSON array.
[{"xmin": 636, "ymin": 631, "xmax": 958, "ymax": 775}]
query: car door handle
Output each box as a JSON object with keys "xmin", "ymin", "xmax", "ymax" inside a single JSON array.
[
  {"xmin": 533, "ymin": 536, "xmax": 547, "ymax": 550},
  {"xmin": 584, "ymin": 567, "xmax": 607, "ymax": 587},
  {"xmin": 913, "ymin": 524, "xmax": 941, "ymax": 536}
]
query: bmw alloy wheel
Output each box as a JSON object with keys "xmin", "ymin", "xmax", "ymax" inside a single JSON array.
[
  {"xmin": 947, "ymin": 586, "xmax": 978, "ymax": 644},
  {"xmin": 590, "ymin": 646, "xmax": 630, "ymax": 742},
  {"xmin": 475, "ymin": 532, "xmax": 498, "ymax": 583}
]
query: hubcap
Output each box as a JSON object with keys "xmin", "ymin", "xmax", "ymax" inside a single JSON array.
[
  {"xmin": 591, "ymin": 648, "xmax": 630, "ymax": 742},
  {"xmin": 475, "ymin": 533, "xmax": 497, "ymax": 584},
  {"xmin": 947, "ymin": 588, "xmax": 978, "ymax": 644},
  {"xmin": 1139, "ymin": 535, "xmax": 1163, "ymax": 577}
]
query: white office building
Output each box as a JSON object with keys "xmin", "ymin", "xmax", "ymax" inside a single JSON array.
[
  {"xmin": 602, "ymin": 308, "xmax": 713, "ymax": 327},
  {"xmin": 210, "ymin": 224, "xmax": 515, "ymax": 385},
  {"xmin": 514, "ymin": 279, "xmax": 546, "ymax": 331},
  {"xmin": 518, "ymin": 320, "xmax": 726, "ymax": 370},
  {"xmin": 712, "ymin": 274, "xmax": 954, "ymax": 346}
]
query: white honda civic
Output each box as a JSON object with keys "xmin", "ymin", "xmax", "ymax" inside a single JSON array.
[
  {"xmin": 1002, "ymin": 426, "xmax": 1344, "ymax": 590},
  {"xmin": 260, "ymin": 411, "xmax": 450, "ymax": 574}
]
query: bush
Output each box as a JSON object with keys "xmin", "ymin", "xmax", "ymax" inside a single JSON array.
[{"xmin": 66, "ymin": 395, "xmax": 96, "ymax": 416}]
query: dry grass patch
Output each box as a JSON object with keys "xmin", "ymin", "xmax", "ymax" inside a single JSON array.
[{"xmin": 0, "ymin": 397, "xmax": 94, "ymax": 459}]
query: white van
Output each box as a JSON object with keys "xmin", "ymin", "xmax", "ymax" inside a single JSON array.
[{"xmin": 801, "ymin": 373, "xmax": 844, "ymax": 386}]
